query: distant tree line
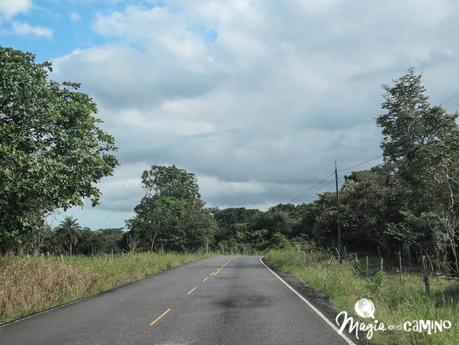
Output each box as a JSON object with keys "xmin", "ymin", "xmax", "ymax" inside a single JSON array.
[
  {"xmin": 1, "ymin": 47, "xmax": 458, "ymax": 273},
  {"xmin": 29, "ymin": 217, "xmax": 125, "ymax": 255}
]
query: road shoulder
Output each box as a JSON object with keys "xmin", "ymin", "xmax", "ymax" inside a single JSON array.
[{"xmin": 261, "ymin": 257, "xmax": 366, "ymax": 345}]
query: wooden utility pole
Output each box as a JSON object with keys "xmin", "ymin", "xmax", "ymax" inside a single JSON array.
[{"xmin": 335, "ymin": 161, "xmax": 342, "ymax": 261}]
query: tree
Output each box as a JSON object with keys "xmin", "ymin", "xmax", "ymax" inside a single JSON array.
[
  {"xmin": 121, "ymin": 232, "xmax": 139, "ymax": 253},
  {"xmin": 141, "ymin": 165, "xmax": 200, "ymax": 199},
  {"xmin": 128, "ymin": 165, "xmax": 216, "ymax": 252},
  {"xmin": 0, "ymin": 47, "xmax": 118, "ymax": 252},
  {"xmin": 377, "ymin": 68, "xmax": 459, "ymax": 271},
  {"xmin": 78, "ymin": 227, "xmax": 124, "ymax": 255},
  {"xmin": 56, "ymin": 216, "xmax": 82, "ymax": 255},
  {"xmin": 377, "ymin": 68, "xmax": 431, "ymax": 168},
  {"xmin": 128, "ymin": 195, "xmax": 185, "ymax": 251}
]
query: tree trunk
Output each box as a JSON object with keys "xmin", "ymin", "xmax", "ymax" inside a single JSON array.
[{"xmin": 149, "ymin": 232, "xmax": 158, "ymax": 252}]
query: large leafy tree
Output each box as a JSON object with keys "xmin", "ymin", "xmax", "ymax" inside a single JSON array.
[
  {"xmin": 128, "ymin": 195, "xmax": 185, "ymax": 252},
  {"xmin": 128, "ymin": 165, "xmax": 216, "ymax": 252},
  {"xmin": 376, "ymin": 68, "xmax": 459, "ymax": 271},
  {"xmin": 141, "ymin": 165, "xmax": 200, "ymax": 199},
  {"xmin": 0, "ymin": 47, "xmax": 118, "ymax": 251}
]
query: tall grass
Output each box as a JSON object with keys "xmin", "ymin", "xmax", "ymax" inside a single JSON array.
[
  {"xmin": 267, "ymin": 247, "xmax": 458, "ymax": 345},
  {"xmin": 0, "ymin": 252, "xmax": 203, "ymax": 323}
]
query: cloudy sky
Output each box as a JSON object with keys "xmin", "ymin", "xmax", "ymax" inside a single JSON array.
[{"xmin": 1, "ymin": 0, "xmax": 459, "ymax": 229}]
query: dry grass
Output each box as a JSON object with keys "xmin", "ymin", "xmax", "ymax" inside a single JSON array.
[{"xmin": 0, "ymin": 252, "xmax": 203, "ymax": 323}]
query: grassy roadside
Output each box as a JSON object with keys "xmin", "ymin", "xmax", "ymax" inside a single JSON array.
[
  {"xmin": 266, "ymin": 247, "xmax": 458, "ymax": 345},
  {"xmin": 0, "ymin": 252, "xmax": 205, "ymax": 323}
]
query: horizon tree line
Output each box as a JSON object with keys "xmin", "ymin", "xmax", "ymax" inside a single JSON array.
[{"xmin": 0, "ymin": 47, "xmax": 458, "ymax": 273}]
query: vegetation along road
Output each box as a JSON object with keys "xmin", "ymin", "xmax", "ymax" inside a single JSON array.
[{"xmin": 0, "ymin": 256, "xmax": 353, "ymax": 345}]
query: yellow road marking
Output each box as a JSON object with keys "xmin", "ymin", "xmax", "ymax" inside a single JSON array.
[
  {"xmin": 149, "ymin": 308, "xmax": 171, "ymax": 327},
  {"xmin": 202, "ymin": 258, "xmax": 232, "ymax": 282},
  {"xmin": 186, "ymin": 287, "xmax": 197, "ymax": 295},
  {"xmin": 213, "ymin": 258, "xmax": 233, "ymax": 277}
]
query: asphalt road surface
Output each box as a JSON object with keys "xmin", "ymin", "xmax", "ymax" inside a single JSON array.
[{"xmin": 0, "ymin": 256, "xmax": 353, "ymax": 345}]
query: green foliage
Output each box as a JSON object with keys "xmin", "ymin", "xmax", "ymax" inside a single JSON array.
[
  {"xmin": 63, "ymin": 226, "xmax": 124, "ymax": 255},
  {"xmin": 368, "ymin": 271, "xmax": 386, "ymax": 293},
  {"xmin": 141, "ymin": 165, "xmax": 200, "ymax": 200},
  {"xmin": 56, "ymin": 216, "xmax": 82, "ymax": 255},
  {"xmin": 128, "ymin": 165, "xmax": 216, "ymax": 252},
  {"xmin": 376, "ymin": 68, "xmax": 459, "ymax": 272},
  {"xmin": 377, "ymin": 68, "xmax": 431, "ymax": 167},
  {"xmin": 212, "ymin": 205, "xmax": 313, "ymax": 253},
  {"xmin": 305, "ymin": 69, "xmax": 458, "ymax": 273},
  {"xmin": 0, "ymin": 47, "xmax": 118, "ymax": 252}
]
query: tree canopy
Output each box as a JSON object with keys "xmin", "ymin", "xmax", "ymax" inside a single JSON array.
[
  {"xmin": 128, "ymin": 165, "xmax": 216, "ymax": 252},
  {"xmin": 0, "ymin": 47, "xmax": 118, "ymax": 252}
]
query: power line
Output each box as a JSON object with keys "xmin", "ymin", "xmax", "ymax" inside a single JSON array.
[
  {"xmin": 439, "ymin": 91, "xmax": 459, "ymax": 106},
  {"xmin": 287, "ymin": 154, "xmax": 383, "ymax": 204},
  {"xmin": 340, "ymin": 155, "xmax": 383, "ymax": 174},
  {"xmin": 286, "ymin": 90, "xmax": 459, "ymax": 205},
  {"xmin": 288, "ymin": 173, "xmax": 334, "ymax": 203}
]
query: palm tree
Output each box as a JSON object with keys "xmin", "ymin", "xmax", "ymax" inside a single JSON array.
[{"xmin": 56, "ymin": 216, "xmax": 82, "ymax": 255}]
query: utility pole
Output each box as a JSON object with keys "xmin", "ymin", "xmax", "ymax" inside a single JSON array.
[{"xmin": 335, "ymin": 161, "xmax": 342, "ymax": 261}]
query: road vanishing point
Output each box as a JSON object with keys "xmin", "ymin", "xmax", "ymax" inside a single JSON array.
[{"xmin": 0, "ymin": 256, "xmax": 354, "ymax": 345}]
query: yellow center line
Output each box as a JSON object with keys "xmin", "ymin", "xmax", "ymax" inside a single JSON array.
[
  {"xmin": 186, "ymin": 286, "xmax": 197, "ymax": 295},
  {"xmin": 213, "ymin": 258, "xmax": 233, "ymax": 277},
  {"xmin": 149, "ymin": 308, "xmax": 172, "ymax": 327},
  {"xmin": 202, "ymin": 258, "xmax": 233, "ymax": 282}
]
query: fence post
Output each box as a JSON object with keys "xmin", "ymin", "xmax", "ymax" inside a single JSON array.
[
  {"xmin": 422, "ymin": 255, "xmax": 430, "ymax": 294},
  {"xmin": 380, "ymin": 257, "xmax": 384, "ymax": 272},
  {"xmin": 335, "ymin": 247, "xmax": 341, "ymax": 262},
  {"xmin": 398, "ymin": 251, "xmax": 403, "ymax": 283},
  {"xmin": 366, "ymin": 256, "xmax": 369, "ymax": 277}
]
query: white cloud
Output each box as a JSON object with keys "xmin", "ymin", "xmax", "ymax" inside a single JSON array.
[
  {"xmin": 12, "ymin": 21, "xmax": 53, "ymax": 38},
  {"xmin": 69, "ymin": 11, "xmax": 80, "ymax": 22},
  {"xmin": 0, "ymin": 0, "xmax": 31, "ymax": 18},
  {"xmin": 52, "ymin": 0, "xmax": 459, "ymax": 227}
]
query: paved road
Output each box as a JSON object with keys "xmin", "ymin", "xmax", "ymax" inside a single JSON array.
[{"xmin": 0, "ymin": 256, "xmax": 352, "ymax": 345}]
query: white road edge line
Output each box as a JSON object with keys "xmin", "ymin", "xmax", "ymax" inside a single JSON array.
[{"xmin": 259, "ymin": 256, "xmax": 356, "ymax": 345}]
